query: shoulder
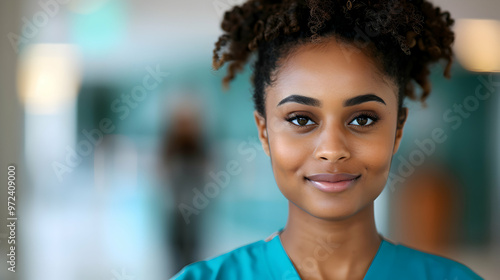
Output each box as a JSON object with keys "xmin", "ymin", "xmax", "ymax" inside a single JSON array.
[
  {"xmin": 385, "ymin": 240, "xmax": 483, "ymax": 280},
  {"xmin": 169, "ymin": 238, "xmax": 270, "ymax": 280}
]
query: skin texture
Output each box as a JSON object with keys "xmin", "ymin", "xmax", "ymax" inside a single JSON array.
[{"xmin": 253, "ymin": 36, "xmax": 408, "ymax": 279}]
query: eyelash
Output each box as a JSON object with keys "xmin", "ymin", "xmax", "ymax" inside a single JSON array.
[
  {"xmin": 285, "ymin": 114, "xmax": 315, "ymax": 127},
  {"xmin": 350, "ymin": 112, "xmax": 380, "ymax": 127},
  {"xmin": 285, "ymin": 112, "xmax": 380, "ymax": 129}
]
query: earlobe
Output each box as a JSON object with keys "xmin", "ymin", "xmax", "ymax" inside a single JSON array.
[
  {"xmin": 253, "ymin": 110, "xmax": 270, "ymax": 157},
  {"xmin": 393, "ymin": 107, "xmax": 408, "ymax": 155}
]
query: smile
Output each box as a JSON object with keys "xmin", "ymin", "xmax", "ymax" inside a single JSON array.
[{"xmin": 305, "ymin": 174, "xmax": 361, "ymax": 193}]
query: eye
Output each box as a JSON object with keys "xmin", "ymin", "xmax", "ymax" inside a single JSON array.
[
  {"xmin": 286, "ymin": 115, "xmax": 315, "ymax": 127},
  {"xmin": 349, "ymin": 114, "xmax": 378, "ymax": 126}
]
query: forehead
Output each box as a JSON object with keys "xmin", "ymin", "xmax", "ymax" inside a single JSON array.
[{"xmin": 268, "ymin": 37, "xmax": 398, "ymax": 106}]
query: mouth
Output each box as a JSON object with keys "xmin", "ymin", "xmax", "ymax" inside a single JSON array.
[{"xmin": 305, "ymin": 173, "xmax": 361, "ymax": 193}]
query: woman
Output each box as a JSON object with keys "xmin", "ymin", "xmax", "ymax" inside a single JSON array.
[{"xmin": 171, "ymin": 0, "xmax": 483, "ymax": 279}]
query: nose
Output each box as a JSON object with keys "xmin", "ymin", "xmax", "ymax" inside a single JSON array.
[{"xmin": 313, "ymin": 122, "xmax": 351, "ymax": 162}]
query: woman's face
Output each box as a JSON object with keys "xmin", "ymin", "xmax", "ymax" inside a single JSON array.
[{"xmin": 254, "ymin": 37, "xmax": 407, "ymax": 220}]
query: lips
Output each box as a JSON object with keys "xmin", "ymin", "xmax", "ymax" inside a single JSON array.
[
  {"xmin": 306, "ymin": 173, "xmax": 360, "ymax": 183},
  {"xmin": 305, "ymin": 173, "xmax": 361, "ymax": 193}
]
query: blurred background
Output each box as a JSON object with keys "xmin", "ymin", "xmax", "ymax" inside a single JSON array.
[{"xmin": 0, "ymin": 0, "xmax": 499, "ymax": 279}]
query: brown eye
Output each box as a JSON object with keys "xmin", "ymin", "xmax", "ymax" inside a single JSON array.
[
  {"xmin": 287, "ymin": 115, "xmax": 315, "ymax": 127},
  {"xmin": 356, "ymin": 116, "xmax": 368, "ymax": 126},
  {"xmin": 297, "ymin": 117, "xmax": 309, "ymax": 126},
  {"xmin": 349, "ymin": 114, "xmax": 378, "ymax": 126}
]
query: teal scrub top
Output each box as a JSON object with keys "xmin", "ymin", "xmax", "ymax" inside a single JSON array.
[{"xmin": 170, "ymin": 228, "xmax": 483, "ymax": 280}]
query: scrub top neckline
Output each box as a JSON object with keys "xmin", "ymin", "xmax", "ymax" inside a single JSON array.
[{"xmin": 265, "ymin": 227, "xmax": 390, "ymax": 280}]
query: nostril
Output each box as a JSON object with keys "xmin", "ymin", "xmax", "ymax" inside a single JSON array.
[{"xmin": 319, "ymin": 155, "xmax": 347, "ymax": 161}]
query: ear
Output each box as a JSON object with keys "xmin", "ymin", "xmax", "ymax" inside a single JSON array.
[
  {"xmin": 253, "ymin": 110, "xmax": 270, "ymax": 157},
  {"xmin": 393, "ymin": 107, "xmax": 408, "ymax": 155}
]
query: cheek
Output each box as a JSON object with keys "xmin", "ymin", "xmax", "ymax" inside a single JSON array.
[
  {"xmin": 270, "ymin": 131, "xmax": 310, "ymax": 175},
  {"xmin": 269, "ymin": 133, "xmax": 312, "ymax": 203},
  {"xmin": 267, "ymin": 119, "xmax": 312, "ymax": 181},
  {"xmin": 355, "ymin": 127, "xmax": 396, "ymax": 180}
]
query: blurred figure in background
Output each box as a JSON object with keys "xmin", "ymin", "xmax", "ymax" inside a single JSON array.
[
  {"xmin": 159, "ymin": 95, "xmax": 210, "ymax": 273},
  {"xmin": 391, "ymin": 163, "xmax": 463, "ymax": 258}
]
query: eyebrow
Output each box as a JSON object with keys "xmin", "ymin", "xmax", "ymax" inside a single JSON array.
[
  {"xmin": 277, "ymin": 93, "xmax": 386, "ymax": 107},
  {"xmin": 277, "ymin": 95, "xmax": 320, "ymax": 107},
  {"xmin": 344, "ymin": 94, "xmax": 386, "ymax": 107}
]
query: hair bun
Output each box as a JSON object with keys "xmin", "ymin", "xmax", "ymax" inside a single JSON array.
[{"xmin": 213, "ymin": 0, "xmax": 455, "ymax": 114}]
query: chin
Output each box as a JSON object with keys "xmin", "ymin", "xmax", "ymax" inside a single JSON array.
[
  {"xmin": 279, "ymin": 176, "xmax": 384, "ymax": 220},
  {"xmin": 310, "ymin": 204, "xmax": 363, "ymax": 221},
  {"xmin": 299, "ymin": 187, "xmax": 381, "ymax": 221},
  {"xmin": 287, "ymin": 192, "xmax": 363, "ymax": 221}
]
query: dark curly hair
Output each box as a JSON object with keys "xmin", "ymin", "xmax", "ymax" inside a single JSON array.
[{"xmin": 212, "ymin": 0, "xmax": 455, "ymax": 124}]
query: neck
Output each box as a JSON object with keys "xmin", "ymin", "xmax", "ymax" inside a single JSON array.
[{"xmin": 279, "ymin": 201, "xmax": 382, "ymax": 280}]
